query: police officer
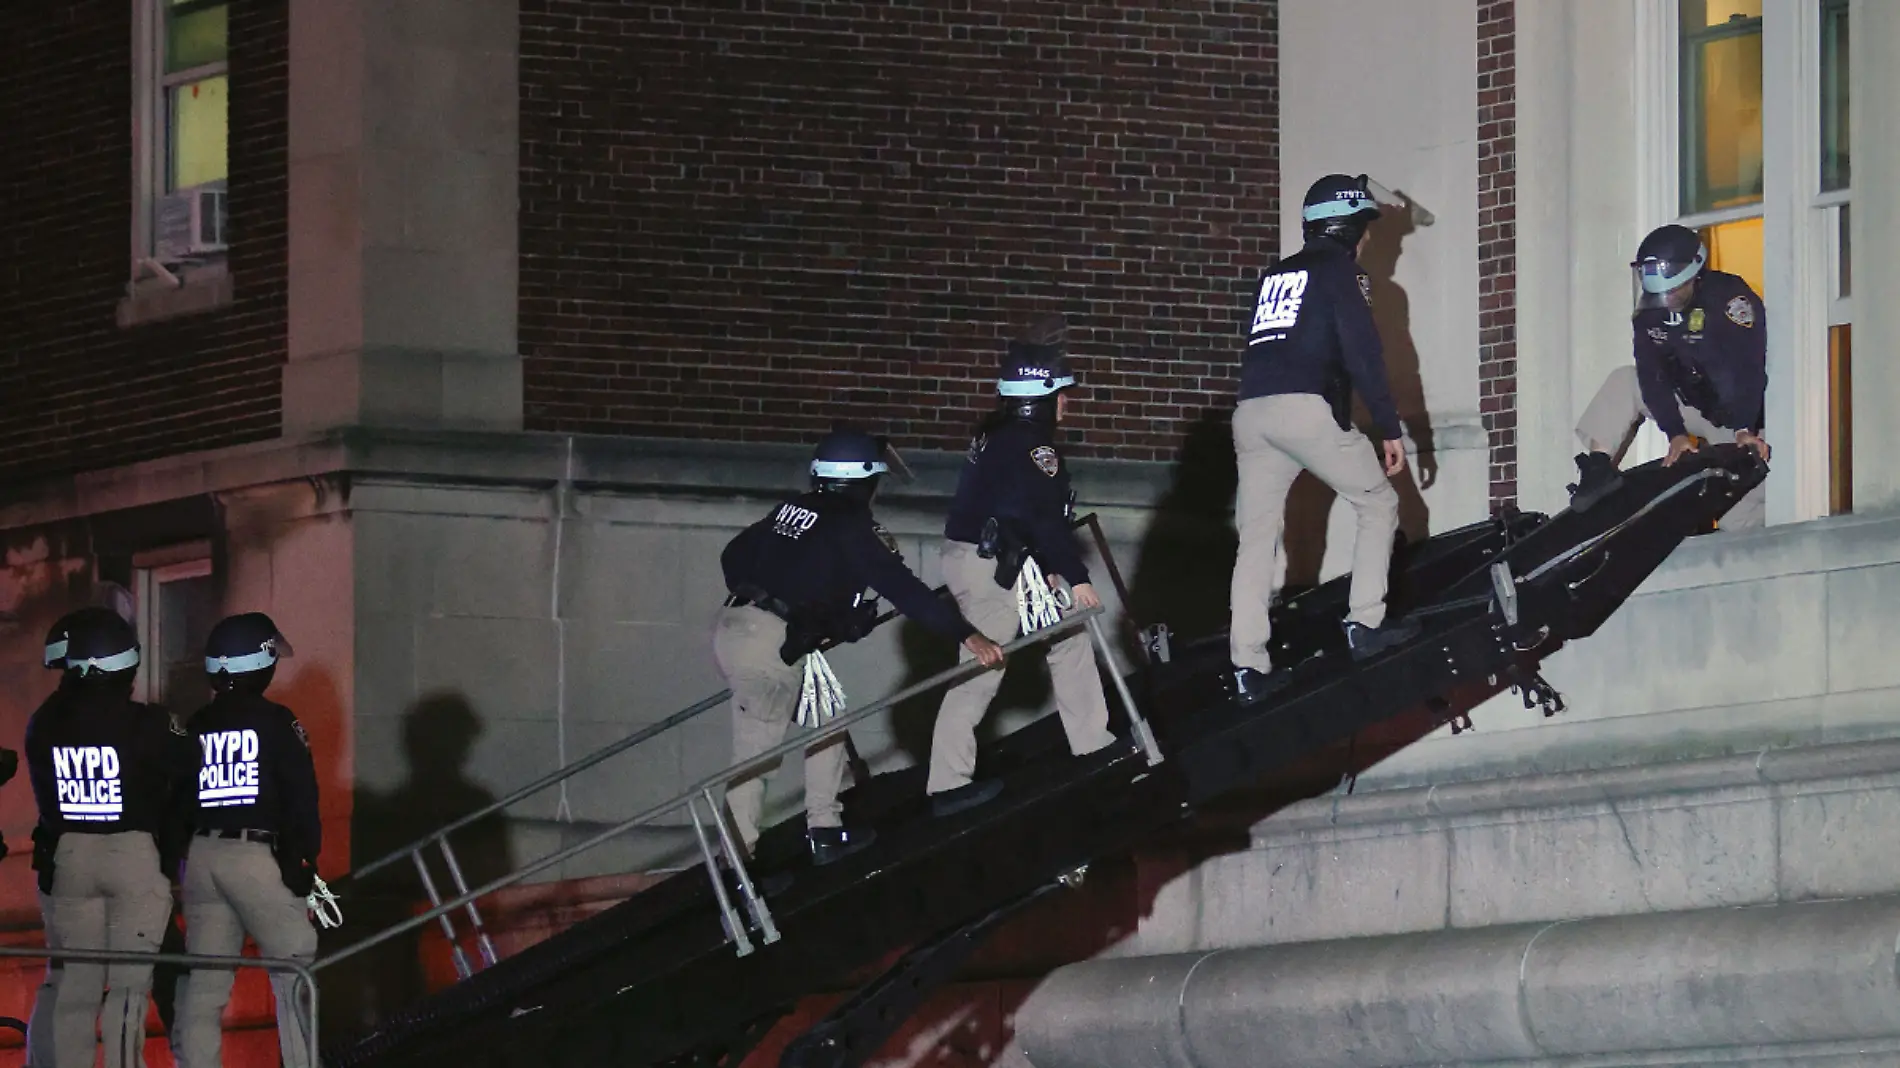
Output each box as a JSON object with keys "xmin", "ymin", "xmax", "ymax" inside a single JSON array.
[
  {"xmin": 24, "ymin": 609, "xmax": 89, "ymax": 1068},
  {"xmin": 24, "ymin": 609, "xmax": 193, "ymax": 1068},
  {"xmin": 1569, "ymin": 223, "xmax": 1771, "ymax": 528},
  {"xmin": 927, "ymin": 346, "xmax": 1120, "ymax": 817},
  {"xmin": 718, "ymin": 429, "xmax": 1005, "ymax": 866},
  {"xmin": 1228, "ymin": 173, "xmax": 1420, "ymax": 703},
  {"xmin": 174, "ymin": 612, "xmax": 321, "ymax": 1068}
]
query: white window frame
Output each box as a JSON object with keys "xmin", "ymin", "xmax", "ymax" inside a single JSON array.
[
  {"xmin": 1635, "ymin": 0, "xmax": 1842, "ymax": 525},
  {"xmin": 132, "ymin": 548, "xmax": 214, "ymax": 705},
  {"xmin": 127, "ymin": 0, "xmax": 231, "ymax": 309}
]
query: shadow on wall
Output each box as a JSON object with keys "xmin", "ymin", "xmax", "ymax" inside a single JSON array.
[
  {"xmin": 1125, "ymin": 410, "xmax": 1240, "ymax": 645},
  {"xmin": 1357, "ymin": 196, "xmax": 1436, "ymax": 542},
  {"xmin": 324, "ymin": 692, "xmax": 514, "ymax": 1038}
]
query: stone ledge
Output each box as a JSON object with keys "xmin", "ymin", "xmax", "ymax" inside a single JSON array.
[
  {"xmin": 1015, "ymin": 896, "xmax": 1900, "ymax": 1068},
  {"xmin": 1261, "ymin": 734, "xmax": 1900, "ymax": 838}
]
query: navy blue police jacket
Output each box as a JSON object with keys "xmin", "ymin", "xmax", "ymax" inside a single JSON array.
[
  {"xmin": 188, "ymin": 689, "xmax": 324, "ymax": 861},
  {"xmin": 723, "ymin": 492, "xmax": 976, "ymax": 641},
  {"xmin": 944, "ymin": 415, "xmax": 1090, "ymax": 586},
  {"xmin": 1632, "ymin": 268, "xmax": 1768, "ymax": 438},
  {"xmin": 1240, "ymin": 237, "xmax": 1402, "ymax": 442},
  {"xmin": 26, "ymin": 684, "xmax": 195, "ymax": 838}
]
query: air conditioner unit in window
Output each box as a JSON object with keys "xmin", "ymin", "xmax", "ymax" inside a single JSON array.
[{"xmin": 155, "ymin": 182, "xmax": 229, "ymax": 263}]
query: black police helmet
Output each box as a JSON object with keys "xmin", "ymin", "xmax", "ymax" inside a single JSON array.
[
  {"xmin": 42, "ymin": 609, "xmax": 88, "ymax": 669},
  {"xmin": 809, "ymin": 428, "xmax": 889, "ymax": 502},
  {"xmin": 65, "ymin": 609, "xmax": 141, "ymax": 679},
  {"xmin": 1301, "ymin": 173, "xmax": 1382, "ymax": 248},
  {"xmin": 1631, "ymin": 223, "xmax": 1708, "ymax": 310},
  {"xmin": 998, "ymin": 342, "xmax": 1077, "ymax": 423},
  {"xmin": 205, "ymin": 612, "xmax": 294, "ymax": 683}
]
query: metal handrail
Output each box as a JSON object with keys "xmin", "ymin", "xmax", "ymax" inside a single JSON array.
[
  {"xmin": 342, "ymin": 512, "xmax": 1131, "ymax": 887},
  {"xmin": 0, "ymin": 945, "xmax": 320, "ymax": 1067},
  {"xmin": 315, "ymin": 603, "xmax": 1160, "ymax": 973},
  {"xmin": 344, "ymin": 687, "xmax": 735, "ymax": 883}
]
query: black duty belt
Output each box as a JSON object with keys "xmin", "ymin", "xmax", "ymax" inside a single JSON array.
[
  {"xmin": 196, "ymin": 827, "xmax": 278, "ymax": 846},
  {"xmin": 724, "ymin": 589, "xmax": 796, "ymax": 621}
]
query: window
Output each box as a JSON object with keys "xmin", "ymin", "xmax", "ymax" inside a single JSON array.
[
  {"xmin": 1819, "ymin": 0, "xmax": 1851, "ymax": 513},
  {"xmin": 129, "ymin": 0, "xmax": 232, "ymax": 315},
  {"xmin": 1679, "ymin": 1, "xmax": 1763, "ymax": 217},
  {"xmin": 131, "ymin": 549, "xmax": 219, "ymax": 717}
]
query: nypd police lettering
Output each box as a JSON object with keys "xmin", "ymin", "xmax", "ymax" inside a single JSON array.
[
  {"xmin": 772, "ymin": 503, "xmax": 820, "ymax": 539},
  {"xmin": 54, "ymin": 745, "xmax": 123, "ymax": 821},
  {"xmin": 1251, "ymin": 270, "xmax": 1310, "ymax": 335},
  {"xmin": 200, "ymin": 728, "xmax": 262, "ymax": 808}
]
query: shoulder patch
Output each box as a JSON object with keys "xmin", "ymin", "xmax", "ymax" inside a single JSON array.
[
  {"xmin": 1356, "ymin": 273, "xmax": 1372, "ymax": 306},
  {"xmin": 1725, "ymin": 295, "xmax": 1755, "ymax": 328},
  {"xmin": 291, "ymin": 719, "xmax": 310, "ymax": 749},
  {"xmin": 1030, "ymin": 445, "xmax": 1060, "ymax": 477}
]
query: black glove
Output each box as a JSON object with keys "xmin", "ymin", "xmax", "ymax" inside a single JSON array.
[
  {"xmin": 276, "ymin": 849, "xmax": 316, "ymax": 898},
  {"xmin": 31, "ymin": 826, "xmax": 57, "ymax": 896}
]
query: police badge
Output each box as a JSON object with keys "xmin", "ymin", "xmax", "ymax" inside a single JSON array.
[
  {"xmin": 1688, "ymin": 308, "xmax": 1705, "ymax": 333},
  {"xmin": 1725, "ymin": 296, "xmax": 1755, "ymax": 328},
  {"xmin": 1030, "ymin": 445, "xmax": 1060, "ymax": 477}
]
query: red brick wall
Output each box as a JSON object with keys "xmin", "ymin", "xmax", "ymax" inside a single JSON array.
[
  {"xmin": 1478, "ymin": 0, "xmax": 1517, "ymax": 511},
  {"xmin": 0, "ymin": 0, "xmax": 286, "ymax": 486},
  {"xmin": 519, "ymin": 0, "xmax": 1280, "ymax": 462}
]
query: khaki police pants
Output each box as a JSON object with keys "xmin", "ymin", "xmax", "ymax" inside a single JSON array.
[
  {"xmin": 175, "ymin": 836, "xmax": 317, "ymax": 1068},
  {"xmin": 45, "ymin": 832, "xmax": 173, "ymax": 1068},
  {"xmin": 713, "ymin": 605, "xmax": 848, "ymax": 852},
  {"xmin": 926, "ymin": 540, "xmax": 1117, "ymax": 795},
  {"xmin": 1575, "ymin": 365, "xmax": 1766, "ymax": 530},
  {"xmin": 26, "ymin": 891, "xmax": 60, "ymax": 1068},
  {"xmin": 1230, "ymin": 393, "xmax": 1402, "ymax": 673}
]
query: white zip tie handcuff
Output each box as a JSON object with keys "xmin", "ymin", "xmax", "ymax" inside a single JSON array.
[
  {"xmin": 795, "ymin": 648, "xmax": 848, "ymax": 729},
  {"xmin": 307, "ymin": 875, "xmax": 344, "ymax": 930},
  {"xmin": 1014, "ymin": 555, "xmax": 1072, "ymax": 634}
]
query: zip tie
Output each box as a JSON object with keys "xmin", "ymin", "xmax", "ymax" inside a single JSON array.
[
  {"xmin": 307, "ymin": 875, "xmax": 344, "ymax": 930},
  {"xmin": 796, "ymin": 649, "xmax": 848, "ymax": 729},
  {"xmin": 1015, "ymin": 556, "xmax": 1067, "ymax": 633}
]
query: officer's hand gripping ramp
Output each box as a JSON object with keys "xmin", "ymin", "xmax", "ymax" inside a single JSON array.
[{"xmin": 317, "ymin": 445, "xmax": 1765, "ymax": 1068}]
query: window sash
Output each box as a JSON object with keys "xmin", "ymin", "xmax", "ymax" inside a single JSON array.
[{"xmin": 1679, "ymin": 14, "xmax": 1766, "ymax": 215}]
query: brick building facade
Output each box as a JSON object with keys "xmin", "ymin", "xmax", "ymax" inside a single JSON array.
[{"xmin": 518, "ymin": 0, "xmax": 1280, "ymax": 461}]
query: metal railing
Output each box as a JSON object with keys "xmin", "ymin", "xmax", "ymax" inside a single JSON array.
[
  {"xmin": 0, "ymin": 945, "xmax": 319, "ymax": 1067},
  {"xmin": 315, "ymin": 602, "xmax": 1160, "ymax": 974},
  {"xmin": 331, "ymin": 512, "xmax": 1150, "ymax": 980}
]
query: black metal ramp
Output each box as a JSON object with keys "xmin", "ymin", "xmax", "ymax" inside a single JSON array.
[{"xmin": 325, "ymin": 446, "xmax": 1765, "ymax": 1068}]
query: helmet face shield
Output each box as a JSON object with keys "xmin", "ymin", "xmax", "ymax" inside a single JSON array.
[{"xmin": 1631, "ymin": 228, "xmax": 1707, "ymax": 311}]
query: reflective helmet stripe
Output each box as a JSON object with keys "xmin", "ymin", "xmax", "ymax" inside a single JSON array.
[
  {"xmin": 810, "ymin": 458, "xmax": 888, "ymax": 480},
  {"xmin": 43, "ymin": 638, "xmax": 67, "ymax": 667},
  {"xmin": 997, "ymin": 375, "xmax": 1076, "ymax": 398},
  {"xmin": 205, "ymin": 648, "xmax": 277, "ymax": 674},
  {"xmin": 1301, "ymin": 196, "xmax": 1379, "ymax": 222},
  {"xmin": 74, "ymin": 648, "xmax": 140, "ymax": 675}
]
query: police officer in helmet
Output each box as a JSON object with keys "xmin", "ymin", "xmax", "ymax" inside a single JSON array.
[
  {"xmin": 24, "ymin": 609, "xmax": 194, "ymax": 1068},
  {"xmin": 1568, "ymin": 223, "xmax": 1771, "ymax": 527},
  {"xmin": 718, "ymin": 429, "xmax": 1004, "ymax": 867},
  {"xmin": 927, "ymin": 342, "xmax": 1121, "ymax": 818},
  {"xmin": 1228, "ymin": 173, "xmax": 1419, "ymax": 704},
  {"xmin": 174, "ymin": 612, "xmax": 321, "ymax": 1068},
  {"xmin": 23, "ymin": 609, "xmax": 92, "ymax": 1068}
]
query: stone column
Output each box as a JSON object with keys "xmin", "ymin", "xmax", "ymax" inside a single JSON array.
[
  {"xmin": 283, "ymin": 0, "xmax": 521, "ymax": 434},
  {"xmin": 1850, "ymin": 0, "xmax": 1900, "ymax": 510}
]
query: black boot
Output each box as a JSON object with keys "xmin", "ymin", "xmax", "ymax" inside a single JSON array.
[
  {"xmin": 1229, "ymin": 666, "xmax": 1289, "ymax": 706},
  {"xmin": 929, "ymin": 779, "xmax": 1003, "ymax": 818},
  {"xmin": 1567, "ymin": 451, "xmax": 1625, "ymax": 513},
  {"xmin": 1342, "ymin": 616, "xmax": 1422, "ymax": 661},
  {"xmin": 808, "ymin": 826, "xmax": 876, "ymax": 867}
]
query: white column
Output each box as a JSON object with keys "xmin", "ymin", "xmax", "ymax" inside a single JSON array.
[
  {"xmin": 1849, "ymin": 0, "xmax": 1900, "ymax": 510},
  {"xmin": 284, "ymin": 0, "xmax": 522, "ymax": 434}
]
